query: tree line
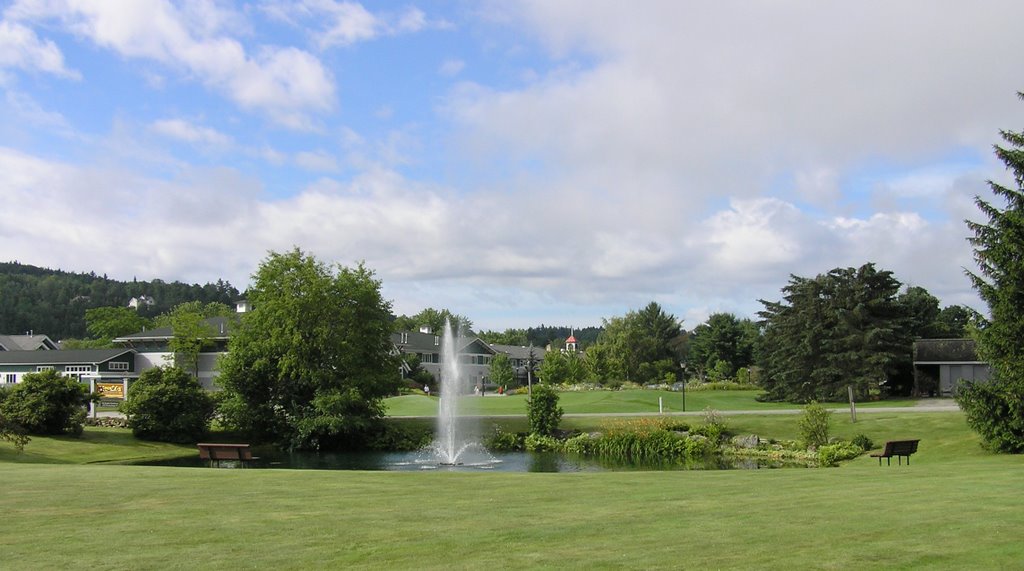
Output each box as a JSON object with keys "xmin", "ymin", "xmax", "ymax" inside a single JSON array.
[{"xmin": 0, "ymin": 262, "xmax": 239, "ymax": 340}]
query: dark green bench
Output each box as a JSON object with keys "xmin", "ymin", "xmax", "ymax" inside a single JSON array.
[{"xmin": 870, "ymin": 439, "xmax": 920, "ymax": 465}]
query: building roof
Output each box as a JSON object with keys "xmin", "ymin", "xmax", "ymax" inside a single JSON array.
[
  {"xmin": 913, "ymin": 338, "xmax": 983, "ymax": 363},
  {"xmin": 0, "ymin": 348, "xmax": 135, "ymax": 365},
  {"xmin": 488, "ymin": 343, "xmax": 547, "ymax": 361},
  {"xmin": 391, "ymin": 330, "xmax": 496, "ymax": 355},
  {"xmin": 565, "ymin": 335, "xmax": 577, "ymax": 343},
  {"xmin": 0, "ymin": 334, "xmax": 58, "ymax": 351},
  {"xmin": 113, "ymin": 316, "xmax": 234, "ymax": 343}
]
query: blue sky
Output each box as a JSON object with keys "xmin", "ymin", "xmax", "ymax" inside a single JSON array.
[{"xmin": 2, "ymin": 1, "xmax": 1022, "ymax": 331}]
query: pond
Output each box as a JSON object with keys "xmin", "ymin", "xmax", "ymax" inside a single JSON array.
[{"xmin": 135, "ymin": 448, "xmax": 806, "ymax": 473}]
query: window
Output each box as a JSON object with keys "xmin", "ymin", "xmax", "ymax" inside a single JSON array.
[
  {"xmin": 434, "ymin": 336, "xmax": 439, "ymax": 346},
  {"xmin": 36, "ymin": 366, "xmax": 54, "ymax": 372},
  {"xmin": 65, "ymin": 365, "xmax": 92, "ymax": 374},
  {"xmin": 109, "ymin": 362, "xmax": 129, "ymax": 371},
  {"xmin": 4, "ymin": 374, "xmax": 15, "ymax": 384},
  {"xmin": 400, "ymin": 332, "xmax": 409, "ymax": 344}
]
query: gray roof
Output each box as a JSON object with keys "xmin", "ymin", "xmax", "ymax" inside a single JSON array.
[
  {"xmin": 113, "ymin": 316, "xmax": 234, "ymax": 342},
  {"xmin": 0, "ymin": 348, "xmax": 135, "ymax": 365},
  {"xmin": 0, "ymin": 334, "xmax": 58, "ymax": 351},
  {"xmin": 391, "ymin": 330, "xmax": 496, "ymax": 355},
  {"xmin": 488, "ymin": 343, "xmax": 548, "ymax": 361}
]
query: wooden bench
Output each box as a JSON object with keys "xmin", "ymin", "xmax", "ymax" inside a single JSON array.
[
  {"xmin": 870, "ymin": 439, "xmax": 920, "ymax": 466},
  {"xmin": 197, "ymin": 443, "xmax": 254, "ymax": 467}
]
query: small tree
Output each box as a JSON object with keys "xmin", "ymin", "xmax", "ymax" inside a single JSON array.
[
  {"xmin": 0, "ymin": 370, "xmax": 93, "ymax": 435},
  {"xmin": 538, "ymin": 351, "xmax": 570, "ymax": 385},
  {"xmin": 155, "ymin": 301, "xmax": 234, "ymax": 377},
  {"xmin": 798, "ymin": 401, "xmax": 832, "ymax": 449},
  {"xmin": 527, "ymin": 383, "xmax": 563, "ymax": 437},
  {"xmin": 488, "ymin": 353, "xmax": 516, "ymax": 389},
  {"xmin": 121, "ymin": 366, "xmax": 215, "ymax": 443}
]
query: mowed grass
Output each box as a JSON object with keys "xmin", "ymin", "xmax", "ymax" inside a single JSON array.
[
  {"xmin": 0, "ymin": 426, "xmax": 194, "ymax": 464},
  {"xmin": 384, "ymin": 389, "xmax": 920, "ymax": 417},
  {"xmin": 2, "ymin": 412, "xmax": 1022, "ymax": 569}
]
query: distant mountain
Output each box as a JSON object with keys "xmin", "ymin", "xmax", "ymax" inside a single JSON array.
[{"xmin": 0, "ymin": 261, "xmax": 240, "ymax": 340}]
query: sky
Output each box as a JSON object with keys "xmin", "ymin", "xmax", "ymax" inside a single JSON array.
[{"xmin": 2, "ymin": 1, "xmax": 1022, "ymax": 331}]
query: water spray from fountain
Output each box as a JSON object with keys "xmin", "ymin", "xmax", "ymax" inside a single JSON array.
[
  {"xmin": 429, "ymin": 319, "xmax": 494, "ymax": 467},
  {"xmin": 435, "ymin": 319, "xmax": 464, "ymax": 464}
]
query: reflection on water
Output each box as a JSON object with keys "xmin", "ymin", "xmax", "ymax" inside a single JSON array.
[{"xmin": 134, "ymin": 449, "xmax": 805, "ymax": 472}]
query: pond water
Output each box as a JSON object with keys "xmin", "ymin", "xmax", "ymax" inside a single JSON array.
[{"xmin": 135, "ymin": 449, "xmax": 804, "ymax": 473}]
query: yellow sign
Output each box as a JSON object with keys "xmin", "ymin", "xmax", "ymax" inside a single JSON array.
[{"xmin": 96, "ymin": 383, "xmax": 125, "ymax": 399}]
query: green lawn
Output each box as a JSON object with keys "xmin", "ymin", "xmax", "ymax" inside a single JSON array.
[
  {"xmin": 2, "ymin": 412, "xmax": 1022, "ymax": 569},
  {"xmin": 384, "ymin": 389, "xmax": 921, "ymax": 417},
  {"xmin": 0, "ymin": 426, "xmax": 194, "ymax": 464}
]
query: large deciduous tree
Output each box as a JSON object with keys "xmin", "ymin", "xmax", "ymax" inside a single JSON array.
[
  {"xmin": 217, "ymin": 249, "xmax": 400, "ymax": 450},
  {"xmin": 958, "ymin": 95, "xmax": 1024, "ymax": 452},
  {"xmin": 758, "ymin": 263, "xmax": 910, "ymax": 402}
]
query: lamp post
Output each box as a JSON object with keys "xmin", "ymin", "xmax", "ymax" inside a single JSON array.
[{"xmin": 680, "ymin": 362, "xmax": 687, "ymax": 412}]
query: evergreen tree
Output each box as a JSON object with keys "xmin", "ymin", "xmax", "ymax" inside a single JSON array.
[
  {"xmin": 758, "ymin": 264, "xmax": 910, "ymax": 402},
  {"xmin": 958, "ymin": 94, "xmax": 1024, "ymax": 452}
]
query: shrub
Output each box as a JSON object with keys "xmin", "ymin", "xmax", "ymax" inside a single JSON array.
[
  {"xmin": 955, "ymin": 379, "xmax": 1024, "ymax": 453},
  {"xmin": 690, "ymin": 406, "xmax": 727, "ymax": 441},
  {"xmin": 817, "ymin": 441, "xmax": 864, "ymax": 467},
  {"xmin": 561, "ymin": 432, "xmax": 596, "ymax": 455},
  {"xmin": 524, "ymin": 432, "xmax": 560, "ymax": 452},
  {"xmin": 584, "ymin": 430, "xmax": 714, "ymax": 465},
  {"xmin": 487, "ymin": 428, "xmax": 525, "ymax": 451},
  {"xmin": 121, "ymin": 366, "xmax": 215, "ymax": 443},
  {"xmin": 798, "ymin": 401, "xmax": 831, "ymax": 448},
  {"xmin": 527, "ymin": 383, "xmax": 563, "ymax": 437},
  {"xmin": 850, "ymin": 433, "xmax": 874, "ymax": 451},
  {"xmin": 0, "ymin": 369, "xmax": 92, "ymax": 435}
]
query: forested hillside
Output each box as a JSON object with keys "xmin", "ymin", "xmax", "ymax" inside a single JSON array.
[{"xmin": 0, "ymin": 262, "xmax": 240, "ymax": 340}]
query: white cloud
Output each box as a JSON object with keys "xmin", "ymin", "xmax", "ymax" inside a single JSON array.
[
  {"xmin": 7, "ymin": 0, "xmax": 334, "ymax": 127},
  {"xmin": 0, "ymin": 19, "xmax": 79, "ymax": 78},
  {"xmin": 313, "ymin": 1, "xmax": 378, "ymax": 48},
  {"xmin": 294, "ymin": 149, "xmax": 340, "ymax": 172},
  {"xmin": 3, "ymin": 90, "xmax": 76, "ymax": 137},
  {"xmin": 439, "ymin": 58, "xmax": 464, "ymax": 77},
  {"xmin": 450, "ymin": 1, "xmax": 1024, "ymax": 209},
  {"xmin": 274, "ymin": 1, "xmax": 447, "ymax": 49},
  {"xmin": 151, "ymin": 118, "xmax": 231, "ymax": 146}
]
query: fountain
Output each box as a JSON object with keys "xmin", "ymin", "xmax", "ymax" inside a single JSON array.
[{"xmin": 428, "ymin": 320, "xmax": 495, "ymax": 468}]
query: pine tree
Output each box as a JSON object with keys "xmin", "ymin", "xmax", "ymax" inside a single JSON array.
[{"xmin": 958, "ymin": 92, "xmax": 1024, "ymax": 452}]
